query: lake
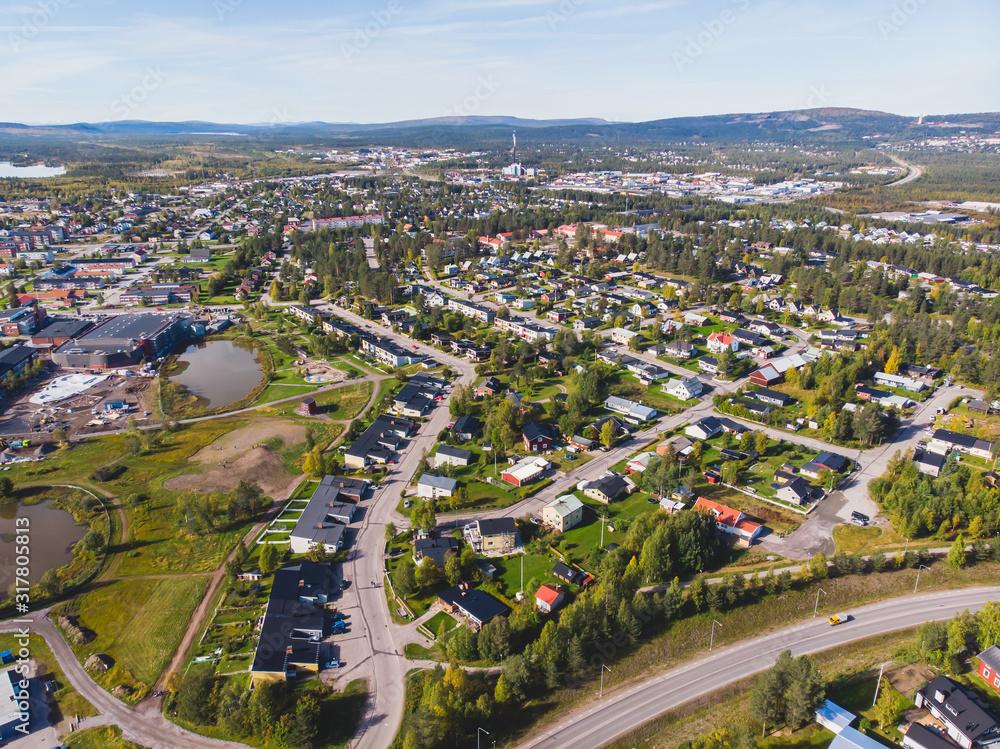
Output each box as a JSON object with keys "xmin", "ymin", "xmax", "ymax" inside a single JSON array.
[
  {"xmin": 0, "ymin": 499, "xmax": 86, "ymax": 589},
  {"xmin": 0, "ymin": 162, "xmax": 66, "ymax": 178},
  {"xmin": 169, "ymin": 339, "xmax": 265, "ymax": 409}
]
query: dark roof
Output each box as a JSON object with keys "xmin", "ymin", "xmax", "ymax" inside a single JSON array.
[
  {"xmin": 479, "ymin": 376, "xmax": 502, "ymax": 392},
  {"xmin": 754, "ymin": 387, "xmax": 791, "ymax": 404},
  {"xmin": 251, "ymin": 565, "xmax": 327, "ymax": 675},
  {"xmin": 932, "ymin": 429, "xmax": 994, "ymax": 453},
  {"xmin": 32, "ymin": 317, "xmax": 94, "ymax": 341},
  {"xmin": 414, "ymin": 534, "xmax": 459, "ymax": 569},
  {"xmin": 477, "ymin": 517, "xmax": 517, "ymax": 537},
  {"xmin": 587, "ymin": 474, "xmax": 628, "ymax": 499},
  {"xmin": 0, "ymin": 344, "xmax": 35, "ymax": 374},
  {"xmin": 692, "ymin": 416, "xmax": 722, "ymax": 434},
  {"xmin": 436, "ymin": 445, "xmax": 473, "ymax": 462},
  {"xmin": 551, "ymin": 561, "xmax": 583, "ymax": 584},
  {"xmin": 345, "ymin": 414, "xmax": 413, "ymax": 462},
  {"xmin": 522, "ymin": 421, "xmax": 553, "ymax": 442},
  {"xmin": 814, "ymin": 451, "xmax": 847, "ymax": 471},
  {"xmin": 438, "ymin": 585, "xmax": 509, "ymax": 625},
  {"xmin": 918, "ymin": 675, "xmax": 1000, "ymax": 743},
  {"xmin": 452, "ymin": 415, "xmax": 481, "ymax": 434},
  {"xmin": 903, "ymin": 723, "xmax": 961, "ymax": 749}
]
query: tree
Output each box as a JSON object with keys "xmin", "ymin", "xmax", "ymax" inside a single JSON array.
[
  {"xmin": 600, "ymin": 419, "xmax": 617, "ymax": 449},
  {"xmin": 385, "ymin": 522, "xmax": 397, "ymax": 542},
  {"xmin": 417, "ymin": 556, "xmax": 438, "ymax": 587},
  {"xmin": 809, "ymin": 552, "xmax": 829, "ymax": 579},
  {"xmin": 177, "ymin": 669, "xmax": 215, "ymax": 725},
  {"xmin": 872, "ymin": 678, "xmax": 904, "ymax": 729},
  {"xmin": 0, "ymin": 477, "xmax": 14, "ymax": 500},
  {"xmin": 948, "ymin": 535, "xmax": 967, "ymax": 569},
  {"xmin": 38, "ymin": 569, "xmax": 59, "ymax": 598},
  {"xmin": 444, "ymin": 551, "xmax": 462, "ymax": 586},
  {"xmin": 81, "ymin": 529, "xmax": 103, "ymax": 555},
  {"xmin": 288, "ymin": 693, "xmax": 321, "ymax": 749},
  {"xmin": 302, "ymin": 447, "xmax": 326, "ymax": 478},
  {"xmin": 885, "ymin": 346, "xmax": 903, "ymax": 375},
  {"xmin": 721, "ymin": 461, "xmax": 740, "ymax": 485},
  {"xmin": 259, "ymin": 543, "xmax": 280, "ymax": 576},
  {"xmin": 53, "ymin": 428, "xmax": 66, "ymax": 444},
  {"xmin": 393, "ymin": 557, "xmax": 418, "ymax": 597},
  {"xmin": 754, "ymin": 430, "xmax": 769, "ymax": 456}
]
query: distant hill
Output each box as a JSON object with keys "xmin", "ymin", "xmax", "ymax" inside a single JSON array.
[{"xmin": 1, "ymin": 108, "xmax": 998, "ymax": 153}]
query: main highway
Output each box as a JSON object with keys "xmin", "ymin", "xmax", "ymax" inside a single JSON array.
[{"xmin": 518, "ymin": 585, "xmax": 1000, "ymax": 749}]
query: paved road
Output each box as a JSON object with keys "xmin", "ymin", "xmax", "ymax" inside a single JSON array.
[
  {"xmin": 884, "ymin": 152, "xmax": 924, "ymax": 187},
  {"xmin": 517, "ymin": 585, "xmax": 1000, "ymax": 749},
  {"xmin": 0, "ymin": 614, "xmax": 245, "ymax": 749},
  {"xmin": 316, "ymin": 301, "xmax": 479, "ymax": 749}
]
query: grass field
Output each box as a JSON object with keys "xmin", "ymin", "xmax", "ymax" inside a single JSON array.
[
  {"xmin": 424, "ymin": 611, "xmax": 458, "ymax": 637},
  {"xmin": 833, "ymin": 523, "xmax": 915, "ymax": 554},
  {"xmin": 57, "ymin": 576, "xmax": 209, "ymax": 702},
  {"xmin": 262, "ymin": 380, "xmax": 373, "ymax": 420},
  {"xmin": 66, "ymin": 726, "xmax": 147, "ymax": 749},
  {"xmin": 0, "ymin": 633, "xmax": 97, "ymax": 722}
]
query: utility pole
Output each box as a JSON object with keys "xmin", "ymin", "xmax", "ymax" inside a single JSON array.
[
  {"xmin": 600, "ymin": 664, "xmax": 611, "ymax": 698},
  {"xmin": 872, "ymin": 661, "xmax": 890, "ymax": 706},
  {"xmin": 914, "ymin": 564, "xmax": 929, "ymax": 593},
  {"xmin": 478, "ymin": 727, "xmax": 490, "ymax": 749},
  {"xmin": 813, "ymin": 587, "xmax": 827, "ymax": 617},
  {"xmin": 710, "ymin": 620, "xmax": 722, "ymax": 651}
]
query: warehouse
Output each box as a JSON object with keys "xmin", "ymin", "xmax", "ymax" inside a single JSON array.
[{"xmin": 51, "ymin": 313, "xmax": 191, "ymax": 369}]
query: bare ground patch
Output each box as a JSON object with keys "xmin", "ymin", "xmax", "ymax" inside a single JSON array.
[{"xmin": 163, "ymin": 419, "xmax": 306, "ymax": 498}]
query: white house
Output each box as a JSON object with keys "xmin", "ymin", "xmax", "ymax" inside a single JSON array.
[
  {"xmin": 665, "ymin": 376, "xmax": 703, "ymax": 400},
  {"xmin": 416, "ymin": 473, "xmax": 458, "ymax": 499}
]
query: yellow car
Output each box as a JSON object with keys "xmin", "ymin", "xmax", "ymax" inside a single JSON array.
[{"xmin": 827, "ymin": 613, "xmax": 847, "ymax": 626}]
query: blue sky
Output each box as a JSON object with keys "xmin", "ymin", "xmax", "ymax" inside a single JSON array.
[{"xmin": 2, "ymin": 0, "xmax": 996, "ymax": 125}]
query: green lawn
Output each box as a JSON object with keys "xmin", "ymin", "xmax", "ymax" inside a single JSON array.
[
  {"xmin": 262, "ymin": 380, "xmax": 373, "ymax": 420},
  {"xmin": 424, "ymin": 611, "xmax": 458, "ymax": 636},
  {"xmin": 66, "ymin": 726, "xmax": 147, "ymax": 749},
  {"xmin": 558, "ymin": 490, "xmax": 662, "ymax": 561},
  {"xmin": 56, "ymin": 576, "xmax": 209, "ymax": 703}
]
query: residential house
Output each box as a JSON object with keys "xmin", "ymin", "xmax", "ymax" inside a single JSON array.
[
  {"xmin": 800, "ymin": 451, "xmax": 848, "ymax": 478},
  {"xmin": 569, "ymin": 434, "xmax": 595, "ymax": 452},
  {"xmin": 686, "ymin": 417, "xmax": 722, "ymax": 440},
  {"xmin": 551, "ymin": 561, "xmax": 589, "ymax": 586},
  {"xmin": 776, "ymin": 478, "xmax": 812, "ymax": 506},
  {"xmin": 913, "ymin": 676, "xmax": 1000, "ymax": 749},
  {"xmin": 438, "ymin": 583, "xmax": 509, "ymax": 629},
  {"xmin": 977, "ymin": 646, "xmax": 1000, "ymax": 694},
  {"xmin": 753, "ymin": 388, "xmax": 791, "ymax": 407},
  {"xmin": 914, "ymin": 450, "xmax": 946, "ymax": 477},
  {"xmin": 574, "ymin": 316, "xmax": 600, "ymax": 331},
  {"xmin": 501, "ymin": 456, "xmax": 549, "ymax": 487},
  {"xmin": 583, "ymin": 473, "xmax": 631, "ymax": 503},
  {"xmin": 664, "ymin": 340, "xmax": 696, "ymax": 359},
  {"xmin": 874, "ymin": 371, "xmax": 927, "ymax": 393},
  {"xmin": 749, "ymin": 365, "xmax": 782, "ymax": 387},
  {"xmin": 476, "ymin": 377, "xmax": 503, "ymax": 398},
  {"xmin": 693, "ymin": 497, "xmax": 762, "ymax": 545},
  {"xmin": 535, "ymin": 584, "xmax": 565, "ymax": 613},
  {"xmin": 541, "ymin": 495, "xmax": 585, "ymax": 532},
  {"xmin": 435, "ymin": 445, "xmax": 473, "ymax": 468},
  {"xmin": 416, "ymin": 473, "xmax": 458, "ymax": 499},
  {"xmin": 451, "ymin": 415, "xmax": 481, "ymax": 441},
  {"xmin": 610, "ymin": 327, "xmax": 641, "ymax": 346},
  {"xmin": 665, "ymin": 376, "xmax": 703, "ymax": 400},
  {"xmin": 698, "ymin": 355, "xmax": 720, "ymax": 374},
  {"xmin": 604, "ymin": 395, "xmax": 657, "ymax": 422},
  {"xmin": 707, "ymin": 332, "xmax": 739, "ymax": 354},
  {"xmin": 465, "ymin": 518, "xmax": 519, "ymax": 555},
  {"xmin": 413, "ymin": 533, "xmax": 460, "ymax": 573},
  {"xmin": 929, "ymin": 429, "xmax": 996, "ymax": 460},
  {"xmin": 522, "ymin": 421, "xmax": 554, "ymax": 452}
]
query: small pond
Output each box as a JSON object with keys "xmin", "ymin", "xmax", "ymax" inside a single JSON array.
[
  {"xmin": 0, "ymin": 499, "xmax": 86, "ymax": 589},
  {"xmin": 169, "ymin": 339, "xmax": 264, "ymax": 409}
]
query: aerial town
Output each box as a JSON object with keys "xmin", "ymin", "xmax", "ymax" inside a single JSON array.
[{"xmin": 1, "ymin": 3, "xmax": 1000, "ymax": 749}]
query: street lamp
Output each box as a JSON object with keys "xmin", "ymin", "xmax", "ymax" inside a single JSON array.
[
  {"xmin": 600, "ymin": 664, "xmax": 611, "ymax": 698},
  {"xmin": 710, "ymin": 620, "xmax": 723, "ymax": 651},
  {"xmin": 914, "ymin": 564, "xmax": 930, "ymax": 593},
  {"xmin": 478, "ymin": 727, "xmax": 490, "ymax": 749},
  {"xmin": 813, "ymin": 588, "xmax": 828, "ymax": 617}
]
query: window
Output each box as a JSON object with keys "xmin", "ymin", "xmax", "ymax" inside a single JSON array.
[
  {"xmin": 995, "ymin": 676, "xmax": 1000, "ymax": 688},
  {"xmin": 986, "ymin": 668, "xmax": 993, "ymax": 680}
]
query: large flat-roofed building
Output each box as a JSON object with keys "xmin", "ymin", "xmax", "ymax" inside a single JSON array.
[
  {"xmin": 288, "ymin": 475, "xmax": 367, "ymax": 554},
  {"xmin": 119, "ymin": 284, "xmax": 198, "ymax": 306},
  {"xmin": 51, "ymin": 313, "xmax": 190, "ymax": 369},
  {"xmin": 0, "ymin": 668, "xmax": 24, "ymax": 739},
  {"xmin": 250, "ymin": 562, "xmax": 331, "ymax": 684},
  {"xmin": 0, "ymin": 344, "xmax": 39, "ymax": 379},
  {"xmin": 30, "ymin": 317, "xmax": 94, "ymax": 347}
]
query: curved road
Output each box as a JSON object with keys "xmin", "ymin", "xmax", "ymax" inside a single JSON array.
[
  {"xmin": 518, "ymin": 585, "xmax": 1000, "ymax": 749},
  {"xmin": 883, "ymin": 152, "xmax": 924, "ymax": 186}
]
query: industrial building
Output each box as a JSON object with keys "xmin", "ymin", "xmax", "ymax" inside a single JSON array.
[{"xmin": 51, "ymin": 313, "xmax": 191, "ymax": 369}]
